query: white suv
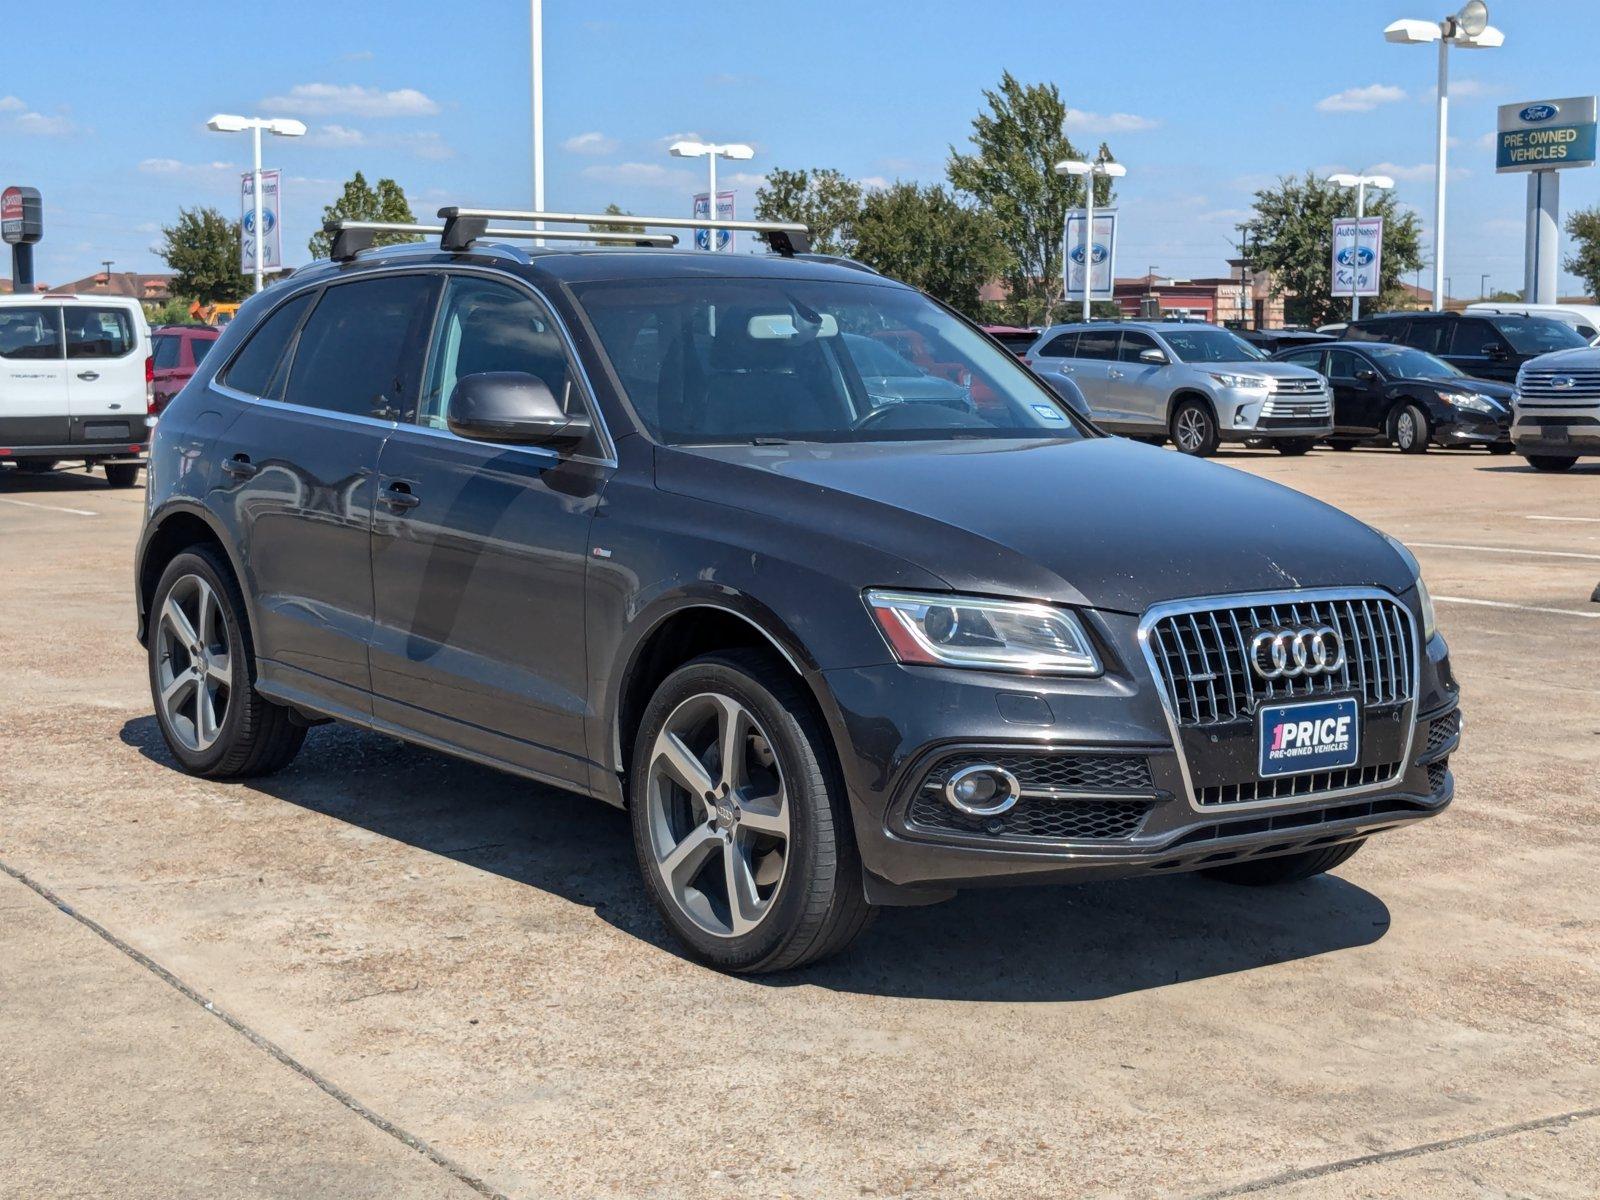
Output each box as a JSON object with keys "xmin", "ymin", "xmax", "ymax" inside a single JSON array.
[
  {"xmin": 1513, "ymin": 346, "xmax": 1600, "ymax": 471},
  {"xmin": 0, "ymin": 293, "xmax": 153, "ymax": 486},
  {"xmin": 1024, "ymin": 321, "xmax": 1332, "ymax": 456}
]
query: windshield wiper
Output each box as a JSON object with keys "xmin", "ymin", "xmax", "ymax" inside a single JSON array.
[{"xmin": 751, "ymin": 437, "xmax": 794, "ymax": 446}]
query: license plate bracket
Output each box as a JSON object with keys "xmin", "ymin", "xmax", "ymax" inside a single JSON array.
[{"xmin": 1258, "ymin": 697, "xmax": 1361, "ymax": 779}]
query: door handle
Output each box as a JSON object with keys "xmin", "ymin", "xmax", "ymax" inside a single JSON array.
[
  {"xmin": 77, "ymin": 370, "xmax": 100, "ymax": 381},
  {"xmin": 379, "ymin": 481, "xmax": 421, "ymax": 511},
  {"xmin": 221, "ymin": 454, "xmax": 257, "ymax": 480},
  {"xmin": 1108, "ymin": 369, "xmax": 1124, "ymax": 379}
]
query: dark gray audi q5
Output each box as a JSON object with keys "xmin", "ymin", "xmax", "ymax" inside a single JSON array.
[{"xmin": 134, "ymin": 213, "xmax": 1460, "ymax": 972}]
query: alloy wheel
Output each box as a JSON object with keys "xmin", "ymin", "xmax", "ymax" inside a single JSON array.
[
  {"xmin": 644, "ymin": 692, "xmax": 791, "ymax": 938},
  {"xmin": 1176, "ymin": 407, "xmax": 1208, "ymax": 452},
  {"xmin": 154, "ymin": 575, "xmax": 232, "ymax": 752},
  {"xmin": 1396, "ymin": 410, "xmax": 1416, "ymax": 449}
]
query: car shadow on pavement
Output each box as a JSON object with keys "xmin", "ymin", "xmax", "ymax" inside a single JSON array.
[
  {"xmin": 119, "ymin": 715, "xmax": 1391, "ymax": 1003},
  {"xmin": 0, "ymin": 465, "xmax": 132, "ymax": 493},
  {"xmin": 1475, "ymin": 462, "xmax": 1600, "ymax": 474}
]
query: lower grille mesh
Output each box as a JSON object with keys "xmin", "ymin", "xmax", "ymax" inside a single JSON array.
[
  {"xmin": 909, "ymin": 790, "xmax": 1154, "ymax": 841},
  {"xmin": 1198, "ymin": 761, "xmax": 1401, "ymax": 807}
]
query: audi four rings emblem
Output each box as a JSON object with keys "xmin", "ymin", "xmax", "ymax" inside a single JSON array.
[{"xmin": 1249, "ymin": 626, "xmax": 1345, "ymax": 679}]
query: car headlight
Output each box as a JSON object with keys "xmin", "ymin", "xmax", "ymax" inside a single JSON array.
[
  {"xmin": 1209, "ymin": 372, "xmax": 1270, "ymax": 390},
  {"xmin": 1440, "ymin": 390, "xmax": 1500, "ymax": 414},
  {"xmin": 865, "ymin": 590, "xmax": 1101, "ymax": 674},
  {"xmin": 1381, "ymin": 533, "xmax": 1438, "ymax": 641}
]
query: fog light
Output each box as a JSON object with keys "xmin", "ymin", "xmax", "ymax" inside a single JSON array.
[{"xmin": 944, "ymin": 764, "xmax": 1020, "ymax": 817}]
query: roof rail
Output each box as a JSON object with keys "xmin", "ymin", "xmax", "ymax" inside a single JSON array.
[
  {"xmin": 325, "ymin": 220, "xmax": 677, "ymax": 262},
  {"xmin": 438, "ymin": 207, "xmax": 811, "ymax": 257}
]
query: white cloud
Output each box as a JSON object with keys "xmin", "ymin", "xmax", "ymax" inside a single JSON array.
[
  {"xmin": 1367, "ymin": 160, "xmax": 1469, "ymax": 182},
  {"xmin": 723, "ymin": 171, "xmax": 767, "ymax": 189},
  {"xmin": 1475, "ymin": 131, "xmax": 1497, "ymax": 150},
  {"xmin": 1450, "ymin": 79, "xmax": 1499, "ymax": 99},
  {"xmin": 12, "ymin": 111, "xmax": 76, "ymax": 136},
  {"xmin": 402, "ymin": 132, "xmax": 454, "ymax": 161},
  {"xmin": 563, "ymin": 131, "xmax": 618, "ymax": 156},
  {"xmin": 304, "ymin": 123, "xmax": 367, "ymax": 148},
  {"xmin": 1063, "ymin": 108, "xmax": 1159, "ymax": 134},
  {"xmin": 341, "ymin": 49, "xmax": 375, "ymax": 62},
  {"xmin": 582, "ymin": 162, "xmax": 695, "ymax": 188},
  {"xmin": 261, "ymin": 83, "xmax": 440, "ymax": 118},
  {"xmin": 1316, "ymin": 84, "xmax": 1407, "ymax": 113},
  {"xmin": 138, "ymin": 158, "xmax": 238, "ymax": 180},
  {"xmin": 859, "ymin": 175, "xmax": 891, "ymax": 191},
  {"xmin": 0, "ymin": 95, "xmax": 25, "ymax": 112}
]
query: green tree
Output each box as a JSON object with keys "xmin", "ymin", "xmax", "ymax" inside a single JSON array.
[
  {"xmin": 144, "ymin": 295, "xmax": 197, "ymax": 326},
  {"xmin": 947, "ymin": 73, "xmax": 1114, "ymax": 323},
  {"xmin": 853, "ymin": 182, "xmax": 1004, "ymax": 318},
  {"xmin": 307, "ymin": 171, "xmax": 420, "ymax": 259},
  {"xmin": 1563, "ymin": 205, "xmax": 1600, "ymax": 299},
  {"xmin": 589, "ymin": 203, "xmax": 646, "ymax": 241},
  {"xmin": 1246, "ymin": 172, "xmax": 1424, "ymax": 326},
  {"xmin": 155, "ymin": 207, "xmax": 244, "ymax": 304},
  {"xmin": 753, "ymin": 167, "xmax": 863, "ymax": 256}
]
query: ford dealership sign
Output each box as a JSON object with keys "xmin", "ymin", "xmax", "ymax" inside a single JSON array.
[
  {"xmin": 1498, "ymin": 96, "xmax": 1596, "ymax": 173},
  {"xmin": 1519, "ymin": 104, "xmax": 1559, "ymax": 123}
]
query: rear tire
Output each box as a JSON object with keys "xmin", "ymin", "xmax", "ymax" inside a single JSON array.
[
  {"xmin": 1393, "ymin": 404, "xmax": 1429, "ymax": 454},
  {"xmin": 1486, "ymin": 443, "xmax": 1515, "ymax": 455},
  {"xmin": 1171, "ymin": 399, "xmax": 1220, "ymax": 457},
  {"xmin": 148, "ymin": 547, "xmax": 306, "ymax": 778},
  {"xmin": 629, "ymin": 648, "xmax": 874, "ymax": 974},
  {"xmin": 1327, "ymin": 439, "xmax": 1358, "ymax": 452},
  {"xmin": 105, "ymin": 462, "xmax": 142, "ymax": 488},
  {"xmin": 1200, "ymin": 839, "xmax": 1365, "ymax": 886},
  {"xmin": 1274, "ymin": 438, "xmax": 1316, "ymax": 456},
  {"xmin": 1526, "ymin": 454, "xmax": 1577, "ymax": 472}
]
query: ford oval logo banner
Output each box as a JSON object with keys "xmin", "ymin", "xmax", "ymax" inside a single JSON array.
[
  {"xmin": 1520, "ymin": 104, "xmax": 1559, "ymax": 123},
  {"xmin": 1336, "ymin": 246, "xmax": 1376, "ymax": 268}
]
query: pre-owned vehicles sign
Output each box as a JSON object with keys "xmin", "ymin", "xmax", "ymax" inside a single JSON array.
[{"xmin": 1496, "ymin": 96, "xmax": 1598, "ymax": 173}]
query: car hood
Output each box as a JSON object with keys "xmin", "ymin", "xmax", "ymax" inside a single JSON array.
[{"xmin": 657, "ymin": 437, "xmax": 1412, "ymax": 614}]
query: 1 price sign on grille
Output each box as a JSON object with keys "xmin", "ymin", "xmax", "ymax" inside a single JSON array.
[{"xmin": 1259, "ymin": 697, "xmax": 1361, "ymax": 779}]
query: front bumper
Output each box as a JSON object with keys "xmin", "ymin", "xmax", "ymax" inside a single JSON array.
[
  {"xmin": 822, "ymin": 611, "xmax": 1457, "ymax": 895},
  {"xmin": 1513, "ymin": 414, "xmax": 1600, "ymax": 457},
  {"xmin": 1438, "ymin": 407, "xmax": 1512, "ymax": 446},
  {"xmin": 1217, "ymin": 388, "xmax": 1333, "ymax": 440}
]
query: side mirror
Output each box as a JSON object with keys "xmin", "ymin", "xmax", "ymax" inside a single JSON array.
[
  {"xmin": 1356, "ymin": 368, "xmax": 1381, "ymax": 384},
  {"xmin": 1483, "ymin": 342, "xmax": 1508, "ymax": 359},
  {"xmin": 446, "ymin": 372, "xmax": 589, "ymax": 448},
  {"xmin": 1138, "ymin": 348, "xmax": 1168, "ymax": 364}
]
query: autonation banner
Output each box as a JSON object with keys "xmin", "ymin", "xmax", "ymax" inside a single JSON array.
[
  {"xmin": 1331, "ymin": 215, "xmax": 1383, "ymax": 298},
  {"xmin": 240, "ymin": 169, "xmax": 282, "ymax": 273},
  {"xmin": 1063, "ymin": 209, "xmax": 1117, "ymax": 301}
]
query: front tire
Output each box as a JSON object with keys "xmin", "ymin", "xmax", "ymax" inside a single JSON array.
[
  {"xmin": 1200, "ymin": 839, "xmax": 1365, "ymax": 886},
  {"xmin": 105, "ymin": 462, "xmax": 142, "ymax": 488},
  {"xmin": 1171, "ymin": 399, "xmax": 1220, "ymax": 457},
  {"xmin": 1486, "ymin": 442, "xmax": 1515, "ymax": 455},
  {"xmin": 148, "ymin": 548, "xmax": 306, "ymax": 778},
  {"xmin": 1393, "ymin": 404, "xmax": 1429, "ymax": 454},
  {"xmin": 1526, "ymin": 454, "xmax": 1577, "ymax": 472},
  {"xmin": 629, "ymin": 649, "xmax": 874, "ymax": 973}
]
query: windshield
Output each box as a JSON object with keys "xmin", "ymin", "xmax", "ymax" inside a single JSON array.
[
  {"xmin": 574, "ymin": 278, "xmax": 1084, "ymax": 445},
  {"xmin": 1364, "ymin": 344, "xmax": 1464, "ymax": 379},
  {"xmin": 1495, "ymin": 315, "xmax": 1587, "ymax": 355},
  {"xmin": 1159, "ymin": 327, "xmax": 1267, "ymax": 363}
]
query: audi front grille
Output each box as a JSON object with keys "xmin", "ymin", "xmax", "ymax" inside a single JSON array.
[{"xmin": 1139, "ymin": 589, "xmax": 1419, "ymax": 808}]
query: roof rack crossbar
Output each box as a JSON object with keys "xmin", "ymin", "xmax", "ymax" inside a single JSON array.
[
  {"xmin": 324, "ymin": 220, "xmax": 677, "ymax": 261},
  {"xmin": 438, "ymin": 207, "xmax": 811, "ymax": 256}
]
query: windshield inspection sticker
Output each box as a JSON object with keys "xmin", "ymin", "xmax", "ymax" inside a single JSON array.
[
  {"xmin": 1032, "ymin": 404, "xmax": 1066, "ymax": 421},
  {"xmin": 1258, "ymin": 697, "xmax": 1360, "ymax": 778}
]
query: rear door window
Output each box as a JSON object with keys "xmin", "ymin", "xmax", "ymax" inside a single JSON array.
[
  {"xmin": 1401, "ymin": 319, "xmax": 1449, "ymax": 354},
  {"xmin": 1035, "ymin": 332, "xmax": 1078, "ymax": 358},
  {"xmin": 1449, "ymin": 318, "xmax": 1504, "ymax": 357},
  {"xmin": 1117, "ymin": 331, "xmax": 1161, "ymax": 362},
  {"xmin": 0, "ymin": 305, "xmax": 63, "ymax": 360},
  {"xmin": 1075, "ymin": 329, "xmax": 1118, "ymax": 360},
  {"xmin": 64, "ymin": 307, "xmax": 136, "ymax": 359},
  {"xmin": 285, "ymin": 275, "xmax": 438, "ymax": 419},
  {"xmin": 152, "ymin": 333, "xmax": 183, "ymax": 369},
  {"xmin": 190, "ymin": 336, "xmax": 216, "ymax": 365},
  {"xmin": 222, "ymin": 291, "xmax": 315, "ymax": 400}
]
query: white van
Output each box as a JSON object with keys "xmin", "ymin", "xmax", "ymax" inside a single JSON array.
[
  {"xmin": 0, "ymin": 293, "xmax": 152, "ymax": 486},
  {"xmin": 1465, "ymin": 302, "xmax": 1600, "ymax": 344}
]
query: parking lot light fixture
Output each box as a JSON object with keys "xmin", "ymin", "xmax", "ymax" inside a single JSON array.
[
  {"xmin": 1383, "ymin": 2, "xmax": 1504, "ymax": 311},
  {"xmin": 206, "ymin": 114, "xmax": 306, "ymax": 293},
  {"xmin": 1055, "ymin": 155, "xmax": 1127, "ymax": 321},
  {"xmin": 669, "ymin": 141, "xmax": 756, "ymax": 251},
  {"xmin": 1327, "ymin": 173, "xmax": 1395, "ymax": 320}
]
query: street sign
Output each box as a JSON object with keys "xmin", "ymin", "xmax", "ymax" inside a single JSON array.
[
  {"xmin": 1496, "ymin": 96, "xmax": 1597, "ymax": 173},
  {"xmin": 1, "ymin": 185, "xmax": 44, "ymax": 245},
  {"xmin": 240, "ymin": 170, "xmax": 283, "ymax": 272},
  {"xmin": 1331, "ymin": 215, "xmax": 1383, "ymax": 298},
  {"xmin": 1063, "ymin": 208, "xmax": 1117, "ymax": 300},
  {"xmin": 693, "ymin": 190, "xmax": 735, "ymax": 251}
]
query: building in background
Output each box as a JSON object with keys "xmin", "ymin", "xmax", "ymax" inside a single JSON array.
[
  {"xmin": 1112, "ymin": 265, "xmax": 1286, "ymax": 328},
  {"xmin": 47, "ymin": 270, "xmax": 172, "ymax": 303}
]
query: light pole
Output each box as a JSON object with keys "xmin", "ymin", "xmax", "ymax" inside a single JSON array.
[
  {"xmin": 1055, "ymin": 154, "xmax": 1127, "ymax": 320},
  {"xmin": 1480, "ymin": 272, "xmax": 1490, "ymax": 298},
  {"xmin": 1384, "ymin": 1, "xmax": 1504, "ymax": 311},
  {"xmin": 530, "ymin": 0, "xmax": 544, "ymax": 242},
  {"xmin": 668, "ymin": 141, "xmax": 756, "ymax": 251},
  {"xmin": 206, "ymin": 114, "xmax": 306, "ymax": 292},
  {"xmin": 1327, "ymin": 172, "xmax": 1394, "ymax": 320}
]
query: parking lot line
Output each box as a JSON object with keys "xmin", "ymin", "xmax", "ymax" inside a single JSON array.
[
  {"xmin": 1434, "ymin": 595, "xmax": 1600, "ymax": 620},
  {"xmin": 0, "ymin": 496, "xmax": 98, "ymax": 517},
  {"xmin": 1526, "ymin": 515, "xmax": 1600, "ymax": 524},
  {"xmin": 1410, "ymin": 541, "xmax": 1600, "ymax": 562}
]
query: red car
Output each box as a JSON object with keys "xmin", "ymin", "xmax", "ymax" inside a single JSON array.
[
  {"xmin": 981, "ymin": 325, "xmax": 1039, "ymax": 358},
  {"xmin": 150, "ymin": 324, "xmax": 220, "ymax": 414}
]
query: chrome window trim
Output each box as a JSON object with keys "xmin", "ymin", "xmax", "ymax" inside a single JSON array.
[
  {"xmin": 210, "ymin": 262, "xmax": 618, "ymax": 468},
  {"xmin": 1137, "ymin": 585, "xmax": 1421, "ymax": 814}
]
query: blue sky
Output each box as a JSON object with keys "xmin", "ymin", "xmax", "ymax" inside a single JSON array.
[{"xmin": 4, "ymin": 0, "xmax": 1600, "ymax": 298}]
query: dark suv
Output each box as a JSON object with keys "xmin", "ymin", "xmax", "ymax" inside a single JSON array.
[
  {"xmin": 134, "ymin": 210, "xmax": 1460, "ymax": 973},
  {"xmin": 1346, "ymin": 310, "xmax": 1586, "ymax": 382}
]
